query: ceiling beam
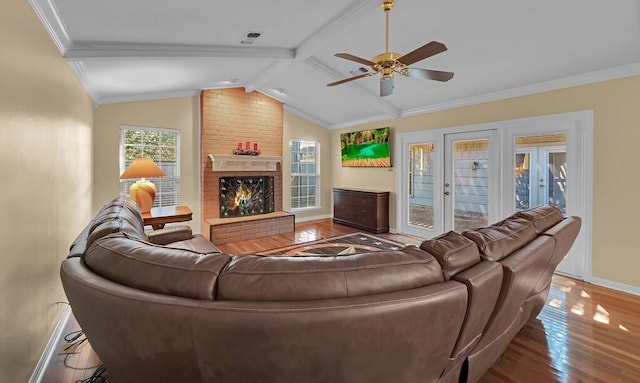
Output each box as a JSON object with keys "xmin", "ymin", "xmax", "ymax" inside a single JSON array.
[
  {"xmin": 244, "ymin": 0, "xmax": 372, "ymax": 93},
  {"xmin": 304, "ymin": 57, "xmax": 401, "ymax": 119},
  {"xmin": 64, "ymin": 42, "xmax": 294, "ymax": 61}
]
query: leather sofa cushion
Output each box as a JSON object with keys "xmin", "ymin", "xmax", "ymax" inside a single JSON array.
[
  {"xmin": 87, "ymin": 197, "xmax": 146, "ymax": 247},
  {"xmin": 419, "ymin": 231, "xmax": 481, "ymax": 280},
  {"xmin": 147, "ymin": 225, "xmax": 193, "ymax": 245},
  {"xmin": 515, "ymin": 205, "xmax": 563, "ymax": 233},
  {"xmin": 167, "ymin": 234, "xmax": 221, "ymax": 254},
  {"xmin": 85, "ymin": 234, "xmax": 231, "ymax": 300},
  {"xmin": 463, "ymin": 217, "xmax": 537, "ymax": 261},
  {"xmin": 217, "ymin": 246, "xmax": 444, "ymax": 301},
  {"xmin": 68, "ymin": 221, "xmax": 92, "ymax": 258}
]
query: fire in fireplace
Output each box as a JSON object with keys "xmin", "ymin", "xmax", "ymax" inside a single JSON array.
[{"xmin": 219, "ymin": 176, "xmax": 274, "ymax": 218}]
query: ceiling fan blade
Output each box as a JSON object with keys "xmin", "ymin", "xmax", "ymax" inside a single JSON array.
[
  {"xmin": 335, "ymin": 53, "xmax": 375, "ymax": 66},
  {"xmin": 403, "ymin": 68, "xmax": 454, "ymax": 82},
  {"xmin": 380, "ymin": 76, "xmax": 394, "ymax": 97},
  {"xmin": 398, "ymin": 41, "xmax": 447, "ymax": 66},
  {"xmin": 327, "ymin": 72, "xmax": 374, "ymax": 87}
]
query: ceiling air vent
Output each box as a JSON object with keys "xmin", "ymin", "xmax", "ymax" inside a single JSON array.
[{"xmin": 241, "ymin": 32, "xmax": 262, "ymax": 45}]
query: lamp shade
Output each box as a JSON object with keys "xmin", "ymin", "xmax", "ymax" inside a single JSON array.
[
  {"xmin": 119, "ymin": 157, "xmax": 167, "ymax": 179},
  {"xmin": 119, "ymin": 158, "xmax": 167, "ymax": 213}
]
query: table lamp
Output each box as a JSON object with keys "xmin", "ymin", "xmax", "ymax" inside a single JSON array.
[{"xmin": 119, "ymin": 157, "xmax": 167, "ymax": 213}]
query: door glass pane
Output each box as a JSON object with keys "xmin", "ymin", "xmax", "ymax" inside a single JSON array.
[
  {"xmin": 515, "ymin": 152, "xmax": 531, "ymax": 210},
  {"xmin": 515, "ymin": 134, "xmax": 567, "ymax": 214},
  {"xmin": 547, "ymin": 152, "xmax": 567, "ymax": 214},
  {"xmin": 453, "ymin": 140, "xmax": 489, "ymax": 232},
  {"xmin": 408, "ymin": 143, "xmax": 435, "ymax": 229}
]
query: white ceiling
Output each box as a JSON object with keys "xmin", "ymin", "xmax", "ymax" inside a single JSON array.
[{"xmin": 30, "ymin": 0, "xmax": 640, "ymax": 129}]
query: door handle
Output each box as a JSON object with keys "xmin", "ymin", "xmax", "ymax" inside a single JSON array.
[{"xmin": 444, "ymin": 191, "xmax": 450, "ymax": 196}]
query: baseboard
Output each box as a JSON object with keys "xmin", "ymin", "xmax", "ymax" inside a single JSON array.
[
  {"xmin": 589, "ymin": 276, "xmax": 640, "ymax": 297},
  {"xmin": 295, "ymin": 214, "xmax": 332, "ymax": 223},
  {"xmin": 29, "ymin": 305, "xmax": 71, "ymax": 383}
]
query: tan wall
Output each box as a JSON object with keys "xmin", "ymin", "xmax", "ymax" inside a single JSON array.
[
  {"xmin": 331, "ymin": 74, "xmax": 640, "ymax": 288},
  {"xmin": 93, "ymin": 97, "xmax": 201, "ymax": 233},
  {"xmin": 0, "ymin": 0, "xmax": 94, "ymax": 381},
  {"xmin": 283, "ymin": 111, "xmax": 333, "ymax": 219}
]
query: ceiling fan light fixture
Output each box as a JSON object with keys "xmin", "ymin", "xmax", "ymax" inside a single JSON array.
[{"xmin": 328, "ymin": 0, "xmax": 454, "ymax": 97}]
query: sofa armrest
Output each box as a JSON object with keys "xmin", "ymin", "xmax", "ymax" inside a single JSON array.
[{"xmin": 147, "ymin": 225, "xmax": 193, "ymax": 245}]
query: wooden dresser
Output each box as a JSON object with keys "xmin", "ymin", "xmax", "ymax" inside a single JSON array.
[{"xmin": 332, "ymin": 188, "xmax": 389, "ymax": 233}]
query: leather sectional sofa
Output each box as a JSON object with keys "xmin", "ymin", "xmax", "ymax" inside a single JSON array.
[{"xmin": 61, "ymin": 197, "xmax": 581, "ymax": 383}]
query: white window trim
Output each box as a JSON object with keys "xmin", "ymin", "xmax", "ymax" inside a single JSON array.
[
  {"xmin": 119, "ymin": 125, "xmax": 181, "ymax": 208},
  {"xmin": 290, "ymin": 139, "xmax": 321, "ymax": 212}
]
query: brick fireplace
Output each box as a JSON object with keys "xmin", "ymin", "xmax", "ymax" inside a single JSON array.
[{"xmin": 200, "ymin": 88, "xmax": 294, "ymax": 244}]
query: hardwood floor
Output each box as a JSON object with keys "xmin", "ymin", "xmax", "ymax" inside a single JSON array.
[{"xmin": 44, "ymin": 219, "xmax": 640, "ymax": 382}]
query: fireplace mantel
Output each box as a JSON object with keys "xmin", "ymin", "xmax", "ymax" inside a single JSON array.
[{"xmin": 208, "ymin": 154, "xmax": 282, "ymax": 172}]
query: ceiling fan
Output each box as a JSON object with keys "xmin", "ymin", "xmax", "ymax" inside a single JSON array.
[{"xmin": 327, "ymin": 0, "xmax": 454, "ymax": 97}]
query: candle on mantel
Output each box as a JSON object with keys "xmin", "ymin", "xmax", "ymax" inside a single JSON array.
[
  {"xmin": 237, "ymin": 142, "xmax": 242, "ymax": 150},
  {"xmin": 246, "ymin": 141, "xmax": 250, "ymax": 150},
  {"xmin": 253, "ymin": 142, "xmax": 258, "ymax": 151}
]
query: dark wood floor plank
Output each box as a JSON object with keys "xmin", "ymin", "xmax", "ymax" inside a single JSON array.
[{"xmin": 45, "ymin": 218, "xmax": 640, "ymax": 382}]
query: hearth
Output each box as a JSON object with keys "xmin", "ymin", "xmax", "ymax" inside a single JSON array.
[{"xmin": 219, "ymin": 176, "xmax": 275, "ymax": 218}]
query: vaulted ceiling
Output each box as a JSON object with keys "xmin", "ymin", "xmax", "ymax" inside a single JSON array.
[{"xmin": 30, "ymin": 0, "xmax": 640, "ymax": 129}]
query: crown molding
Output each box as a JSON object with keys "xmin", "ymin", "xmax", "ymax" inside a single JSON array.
[
  {"xmin": 96, "ymin": 89, "xmax": 201, "ymax": 106},
  {"xmin": 28, "ymin": 0, "xmax": 72, "ymax": 54},
  {"xmin": 64, "ymin": 42, "xmax": 295, "ymax": 60},
  {"xmin": 402, "ymin": 62, "xmax": 640, "ymax": 118}
]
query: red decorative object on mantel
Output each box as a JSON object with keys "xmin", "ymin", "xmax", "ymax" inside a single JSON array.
[{"xmin": 233, "ymin": 141, "xmax": 261, "ymax": 156}]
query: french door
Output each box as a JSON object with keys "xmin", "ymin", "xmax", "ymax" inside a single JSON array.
[
  {"xmin": 399, "ymin": 130, "xmax": 498, "ymax": 238},
  {"xmin": 515, "ymin": 144, "xmax": 567, "ymax": 214},
  {"xmin": 444, "ymin": 130, "xmax": 499, "ymax": 233},
  {"xmin": 505, "ymin": 129, "xmax": 585, "ymax": 278}
]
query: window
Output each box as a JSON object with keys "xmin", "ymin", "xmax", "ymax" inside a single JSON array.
[
  {"xmin": 119, "ymin": 126, "xmax": 180, "ymax": 207},
  {"xmin": 290, "ymin": 139, "xmax": 320, "ymax": 210}
]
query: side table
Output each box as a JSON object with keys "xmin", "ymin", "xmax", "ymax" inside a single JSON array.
[{"xmin": 141, "ymin": 205, "xmax": 193, "ymax": 230}]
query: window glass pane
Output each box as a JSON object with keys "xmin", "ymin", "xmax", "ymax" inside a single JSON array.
[
  {"xmin": 143, "ymin": 146, "xmax": 160, "ymax": 161},
  {"xmin": 161, "ymin": 147, "xmax": 177, "ymax": 162},
  {"xmin": 125, "ymin": 145, "xmax": 142, "ymax": 160},
  {"xmin": 160, "ymin": 132, "xmax": 177, "ymax": 147},
  {"xmin": 124, "ymin": 129, "xmax": 142, "ymax": 144}
]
